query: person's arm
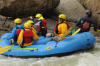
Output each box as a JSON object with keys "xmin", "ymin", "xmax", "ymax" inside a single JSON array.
[
  {"xmin": 76, "ymin": 17, "xmax": 84, "ymax": 27},
  {"xmin": 91, "ymin": 21, "xmax": 97, "ymax": 31},
  {"xmin": 33, "ymin": 31, "xmax": 39, "ymax": 40},
  {"xmin": 11, "ymin": 27, "xmax": 17, "ymax": 38}
]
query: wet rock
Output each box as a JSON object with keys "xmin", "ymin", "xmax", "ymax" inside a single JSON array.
[{"xmin": 0, "ymin": 0, "xmax": 60, "ymax": 17}]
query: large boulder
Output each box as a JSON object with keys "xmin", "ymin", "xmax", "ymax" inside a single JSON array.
[
  {"xmin": 80, "ymin": 0, "xmax": 100, "ymax": 27},
  {"xmin": 56, "ymin": 0, "xmax": 85, "ymax": 21},
  {"xmin": 0, "ymin": 0, "xmax": 60, "ymax": 17}
]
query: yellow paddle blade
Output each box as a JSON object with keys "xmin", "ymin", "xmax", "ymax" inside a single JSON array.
[
  {"xmin": 17, "ymin": 29, "xmax": 24, "ymax": 45},
  {"xmin": 71, "ymin": 28, "xmax": 81, "ymax": 36},
  {"xmin": 0, "ymin": 39, "xmax": 3, "ymax": 41},
  {"xmin": 13, "ymin": 48, "xmax": 38, "ymax": 50},
  {"xmin": 0, "ymin": 46, "xmax": 12, "ymax": 54},
  {"xmin": 97, "ymin": 29, "xmax": 100, "ymax": 31}
]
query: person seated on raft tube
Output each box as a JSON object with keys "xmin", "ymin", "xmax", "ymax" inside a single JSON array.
[
  {"xmin": 17, "ymin": 22, "xmax": 39, "ymax": 48},
  {"xmin": 54, "ymin": 14, "xmax": 70, "ymax": 37},
  {"xmin": 10, "ymin": 18, "xmax": 24, "ymax": 43},
  {"xmin": 76, "ymin": 10, "xmax": 97, "ymax": 32},
  {"xmin": 34, "ymin": 13, "xmax": 47, "ymax": 37}
]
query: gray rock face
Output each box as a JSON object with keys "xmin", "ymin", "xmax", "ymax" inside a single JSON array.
[
  {"xmin": 56, "ymin": 0, "xmax": 85, "ymax": 21},
  {"xmin": 0, "ymin": 0, "xmax": 60, "ymax": 17}
]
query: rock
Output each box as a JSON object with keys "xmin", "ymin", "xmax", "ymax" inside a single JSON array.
[
  {"xmin": 0, "ymin": 15, "xmax": 6, "ymax": 21},
  {"xmin": 79, "ymin": 0, "xmax": 100, "ymax": 27},
  {"xmin": 56, "ymin": 0, "xmax": 85, "ymax": 21},
  {"xmin": 0, "ymin": 0, "xmax": 60, "ymax": 17}
]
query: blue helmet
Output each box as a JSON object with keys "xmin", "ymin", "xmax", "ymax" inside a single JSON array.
[{"xmin": 85, "ymin": 10, "xmax": 92, "ymax": 17}]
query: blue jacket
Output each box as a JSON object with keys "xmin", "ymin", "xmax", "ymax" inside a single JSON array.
[
  {"xmin": 7, "ymin": 25, "xmax": 24, "ymax": 40},
  {"xmin": 76, "ymin": 16, "xmax": 97, "ymax": 31}
]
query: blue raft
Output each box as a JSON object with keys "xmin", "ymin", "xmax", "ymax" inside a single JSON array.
[{"xmin": 0, "ymin": 32, "xmax": 95, "ymax": 57}]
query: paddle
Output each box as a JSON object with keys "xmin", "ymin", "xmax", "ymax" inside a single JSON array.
[
  {"xmin": 71, "ymin": 28, "xmax": 81, "ymax": 36},
  {"xmin": 0, "ymin": 45, "xmax": 13, "ymax": 54},
  {"xmin": 59, "ymin": 27, "xmax": 73, "ymax": 40},
  {"xmin": 59, "ymin": 27, "xmax": 81, "ymax": 40},
  {"xmin": 13, "ymin": 48, "xmax": 38, "ymax": 50},
  {"xmin": 97, "ymin": 29, "xmax": 100, "ymax": 31}
]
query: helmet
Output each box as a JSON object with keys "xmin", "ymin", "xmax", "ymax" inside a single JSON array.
[
  {"xmin": 27, "ymin": 20, "xmax": 34, "ymax": 24},
  {"xmin": 24, "ymin": 22, "xmax": 31, "ymax": 29},
  {"xmin": 35, "ymin": 13, "xmax": 43, "ymax": 18},
  {"xmin": 59, "ymin": 14, "xmax": 67, "ymax": 20},
  {"xmin": 85, "ymin": 10, "xmax": 92, "ymax": 17},
  {"xmin": 14, "ymin": 18, "xmax": 22, "ymax": 24}
]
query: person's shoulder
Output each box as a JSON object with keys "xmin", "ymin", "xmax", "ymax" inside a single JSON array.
[
  {"xmin": 17, "ymin": 25, "xmax": 24, "ymax": 28},
  {"xmin": 60, "ymin": 23, "xmax": 67, "ymax": 26},
  {"xmin": 17, "ymin": 29, "xmax": 22, "ymax": 32},
  {"xmin": 42, "ymin": 19, "xmax": 47, "ymax": 22},
  {"xmin": 80, "ymin": 16, "xmax": 85, "ymax": 20}
]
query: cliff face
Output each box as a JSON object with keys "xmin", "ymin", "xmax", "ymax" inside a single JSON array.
[
  {"xmin": 0, "ymin": 0, "xmax": 100, "ymax": 27},
  {"xmin": 0, "ymin": 0, "xmax": 15, "ymax": 9},
  {"xmin": 0, "ymin": 0, "xmax": 60, "ymax": 17}
]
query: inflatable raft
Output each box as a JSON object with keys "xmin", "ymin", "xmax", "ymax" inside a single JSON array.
[{"xmin": 0, "ymin": 32, "xmax": 95, "ymax": 57}]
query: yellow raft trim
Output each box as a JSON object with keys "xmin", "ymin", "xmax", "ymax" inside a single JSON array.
[{"xmin": 45, "ymin": 46, "xmax": 53, "ymax": 50}]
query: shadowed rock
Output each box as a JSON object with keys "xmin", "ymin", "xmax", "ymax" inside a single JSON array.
[
  {"xmin": 0, "ymin": 0, "xmax": 60, "ymax": 17},
  {"xmin": 56, "ymin": 0, "xmax": 85, "ymax": 21}
]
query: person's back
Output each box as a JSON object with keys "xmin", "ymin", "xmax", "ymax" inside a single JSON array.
[
  {"xmin": 35, "ymin": 13, "xmax": 47, "ymax": 36},
  {"xmin": 17, "ymin": 22, "xmax": 39, "ymax": 48},
  {"xmin": 23, "ymin": 29, "xmax": 34, "ymax": 45},
  {"xmin": 9, "ymin": 18, "xmax": 24, "ymax": 43},
  {"xmin": 12, "ymin": 25, "xmax": 24, "ymax": 35}
]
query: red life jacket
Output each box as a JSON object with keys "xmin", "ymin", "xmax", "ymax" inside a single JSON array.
[
  {"xmin": 17, "ymin": 29, "xmax": 22, "ymax": 36},
  {"xmin": 42, "ymin": 19, "xmax": 47, "ymax": 29},
  {"xmin": 17, "ymin": 29, "xmax": 34, "ymax": 44},
  {"xmin": 82, "ymin": 21, "xmax": 90, "ymax": 31},
  {"xmin": 23, "ymin": 29, "xmax": 34, "ymax": 44},
  {"xmin": 66, "ymin": 22, "xmax": 70, "ymax": 29},
  {"xmin": 54, "ymin": 22, "xmax": 59, "ymax": 34},
  {"xmin": 37, "ymin": 19, "xmax": 47, "ymax": 32}
]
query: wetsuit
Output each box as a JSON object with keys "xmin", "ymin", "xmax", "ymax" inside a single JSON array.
[{"xmin": 76, "ymin": 16, "xmax": 97, "ymax": 32}]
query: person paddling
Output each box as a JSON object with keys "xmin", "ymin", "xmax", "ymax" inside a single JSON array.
[
  {"xmin": 17, "ymin": 22, "xmax": 39, "ymax": 48},
  {"xmin": 46, "ymin": 14, "xmax": 70, "ymax": 41},
  {"xmin": 34, "ymin": 13, "xmax": 47, "ymax": 37},
  {"xmin": 54, "ymin": 14, "xmax": 70, "ymax": 37},
  {"xmin": 11, "ymin": 18, "xmax": 24, "ymax": 43},
  {"xmin": 27, "ymin": 20, "xmax": 37, "ymax": 33},
  {"xmin": 76, "ymin": 10, "xmax": 97, "ymax": 32}
]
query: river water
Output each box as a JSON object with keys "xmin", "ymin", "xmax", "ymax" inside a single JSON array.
[{"xmin": 0, "ymin": 37, "xmax": 99, "ymax": 66}]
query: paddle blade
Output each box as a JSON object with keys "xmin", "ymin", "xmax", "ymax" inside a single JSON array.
[
  {"xmin": 0, "ymin": 46, "xmax": 12, "ymax": 54},
  {"xmin": 97, "ymin": 29, "xmax": 100, "ymax": 31},
  {"xmin": 71, "ymin": 28, "xmax": 81, "ymax": 36}
]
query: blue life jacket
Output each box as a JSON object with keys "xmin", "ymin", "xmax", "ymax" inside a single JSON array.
[{"xmin": 8, "ymin": 25, "xmax": 24, "ymax": 40}]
